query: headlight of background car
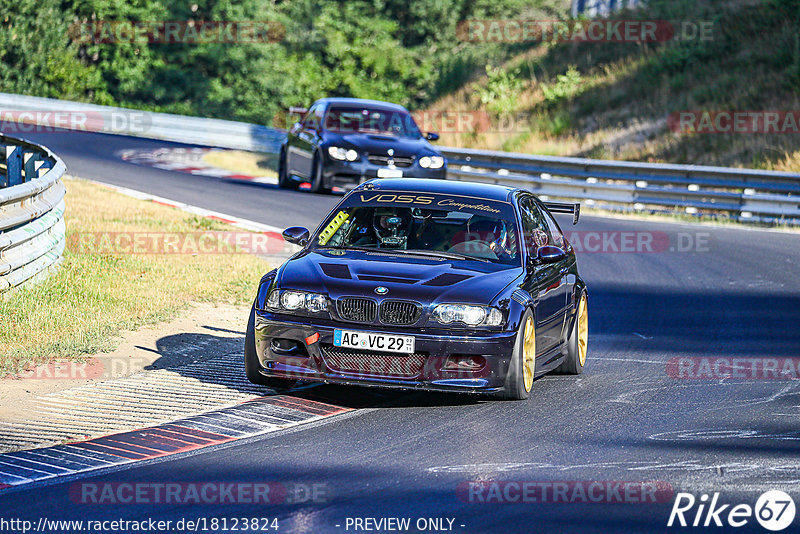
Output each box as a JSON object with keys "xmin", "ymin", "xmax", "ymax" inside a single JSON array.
[
  {"xmin": 328, "ymin": 146, "xmax": 359, "ymax": 162},
  {"xmin": 266, "ymin": 290, "xmax": 328, "ymax": 314},
  {"xmin": 419, "ymin": 155, "xmax": 444, "ymax": 169},
  {"xmin": 431, "ymin": 304, "xmax": 504, "ymax": 327}
]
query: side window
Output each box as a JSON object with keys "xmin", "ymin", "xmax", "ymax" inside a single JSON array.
[
  {"xmin": 302, "ymin": 104, "xmax": 322, "ymax": 130},
  {"xmin": 540, "ymin": 205, "xmax": 565, "ymax": 248},
  {"xmin": 517, "ymin": 196, "xmax": 549, "ymax": 255}
]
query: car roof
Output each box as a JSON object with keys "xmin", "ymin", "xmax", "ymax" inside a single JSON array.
[
  {"xmin": 356, "ymin": 178, "xmax": 518, "ymax": 203},
  {"xmin": 314, "ymin": 97, "xmax": 409, "ymax": 113}
]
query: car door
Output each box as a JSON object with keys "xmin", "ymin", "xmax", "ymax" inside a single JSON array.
[
  {"xmin": 288, "ymin": 103, "xmax": 322, "ymax": 178},
  {"xmin": 518, "ymin": 195, "xmax": 568, "ymax": 354},
  {"xmin": 537, "ymin": 201, "xmax": 573, "ymax": 342}
]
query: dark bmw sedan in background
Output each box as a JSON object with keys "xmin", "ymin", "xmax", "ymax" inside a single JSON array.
[{"xmin": 278, "ymin": 97, "xmax": 446, "ymax": 193}]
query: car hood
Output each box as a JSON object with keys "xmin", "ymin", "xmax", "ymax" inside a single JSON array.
[
  {"xmin": 277, "ymin": 249, "xmax": 522, "ymax": 305},
  {"xmin": 322, "ymin": 132, "xmax": 438, "ymax": 157}
]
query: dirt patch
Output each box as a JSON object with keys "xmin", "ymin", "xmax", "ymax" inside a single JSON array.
[{"xmin": 0, "ymin": 302, "xmax": 249, "ymax": 424}]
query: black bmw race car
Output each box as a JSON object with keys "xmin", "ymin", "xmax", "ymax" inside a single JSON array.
[
  {"xmin": 278, "ymin": 98, "xmax": 446, "ymax": 193},
  {"xmin": 245, "ymin": 179, "xmax": 588, "ymax": 400}
]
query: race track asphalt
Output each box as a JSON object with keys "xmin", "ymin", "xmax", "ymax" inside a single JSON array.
[{"xmin": 1, "ymin": 128, "xmax": 799, "ymax": 533}]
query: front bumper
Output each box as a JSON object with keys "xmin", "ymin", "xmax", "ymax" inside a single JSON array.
[
  {"xmin": 322, "ymin": 158, "xmax": 447, "ymax": 190},
  {"xmin": 254, "ymin": 311, "xmax": 515, "ymax": 394}
]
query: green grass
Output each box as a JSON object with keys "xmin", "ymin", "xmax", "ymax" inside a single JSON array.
[
  {"xmin": 0, "ymin": 178, "xmax": 270, "ymax": 376},
  {"xmin": 429, "ymin": 0, "xmax": 800, "ymax": 172}
]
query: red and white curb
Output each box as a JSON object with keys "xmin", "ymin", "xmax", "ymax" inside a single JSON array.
[
  {"xmin": 116, "ymin": 147, "xmax": 347, "ymax": 192},
  {"xmin": 0, "ymin": 395, "xmax": 351, "ymax": 490},
  {"xmin": 118, "ymin": 147, "xmax": 277, "ymax": 184}
]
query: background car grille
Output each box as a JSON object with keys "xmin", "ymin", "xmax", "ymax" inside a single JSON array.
[
  {"xmin": 367, "ymin": 155, "xmax": 414, "ymax": 168},
  {"xmin": 380, "ymin": 300, "xmax": 421, "ymax": 325},
  {"xmin": 321, "ymin": 345, "xmax": 425, "ymax": 378},
  {"xmin": 337, "ymin": 298, "xmax": 377, "ymax": 322}
]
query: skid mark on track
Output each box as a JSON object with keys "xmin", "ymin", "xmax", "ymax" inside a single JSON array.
[
  {"xmin": 427, "ymin": 460, "xmax": 766, "ymax": 474},
  {"xmin": 606, "ymin": 380, "xmax": 800, "ymax": 412},
  {"xmin": 649, "ymin": 428, "xmax": 800, "ymax": 441},
  {"xmin": 425, "ymin": 460, "xmax": 800, "ymax": 488}
]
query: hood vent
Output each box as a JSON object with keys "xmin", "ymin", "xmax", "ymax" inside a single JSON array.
[
  {"xmin": 320, "ymin": 263, "xmax": 352, "ymax": 279},
  {"xmin": 423, "ymin": 273, "xmax": 473, "ymax": 287},
  {"xmin": 365, "ymin": 251, "xmax": 441, "ymax": 261},
  {"xmin": 358, "ymin": 274, "xmax": 418, "ymax": 285}
]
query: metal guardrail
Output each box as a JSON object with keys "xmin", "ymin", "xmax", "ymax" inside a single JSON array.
[
  {"xmin": 439, "ymin": 147, "xmax": 800, "ymax": 224},
  {"xmin": 0, "ymin": 134, "xmax": 66, "ymax": 293},
  {"xmin": 0, "ymin": 92, "xmax": 285, "ymax": 153},
  {"xmin": 2, "ymin": 93, "xmax": 799, "ymax": 224}
]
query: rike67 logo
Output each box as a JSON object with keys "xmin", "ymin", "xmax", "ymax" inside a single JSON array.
[{"xmin": 668, "ymin": 491, "xmax": 796, "ymax": 531}]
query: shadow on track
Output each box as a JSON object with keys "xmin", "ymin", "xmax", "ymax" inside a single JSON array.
[{"xmin": 590, "ymin": 284, "xmax": 800, "ymax": 357}]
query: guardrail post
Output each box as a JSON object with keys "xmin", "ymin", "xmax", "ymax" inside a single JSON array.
[
  {"xmin": 23, "ymin": 152, "xmax": 40, "ymax": 182},
  {"xmin": 0, "ymin": 143, "xmax": 6, "ymax": 188},
  {"xmin": 6, "ymin": 145, "xmax": 23, "ymax": 186}
]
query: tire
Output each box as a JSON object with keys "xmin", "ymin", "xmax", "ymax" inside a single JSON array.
[
  {"xmin": 244, "ymin": 306, "xmax": 297, "ymax": 390},
  {"xmin": 555, "ymin": 291, "xmax": 588, "ymax": 374},
  {"xmin": 500, "ymin": 309, "xmax": 536, "ymax": 400},
  {"xmin": 277, "ymin": 147, "xmax": 297, "ymax": 190},
  {"xmin": 309, "ymin": 152, "xmax": 330, "ymax": 194}
]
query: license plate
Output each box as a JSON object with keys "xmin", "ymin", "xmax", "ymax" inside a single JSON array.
[
  {"xmin": 377, "ymin": 168, "xmax": 403, "ymax": 178},
  {"xmin": 333, "ymin": 329, "xmax": 415, "ymax": 354}
]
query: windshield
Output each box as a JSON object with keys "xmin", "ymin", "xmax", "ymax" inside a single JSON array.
[
  {"xmin": 313, "ymin": 192, "xmax": 520, "ymax": 265},
  {"xmin": 324, "ymin": 107, "xmax": 422, "ymax": 138}
]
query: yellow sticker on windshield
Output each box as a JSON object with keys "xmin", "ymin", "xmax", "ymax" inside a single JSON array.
[{"xmin": 317, "ymin": 211, "xmax": 350, "ymax": 245}]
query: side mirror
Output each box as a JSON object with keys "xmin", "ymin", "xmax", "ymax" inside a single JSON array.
[
  {"xmin": 290, "ymin": 122, "xmax": 302, "ymax": 134},
  {"xmin": 425, "ymin": 132, "xmax": 440, "ymax": 141},
  {"xmin": 282, "ymin": 226, "xmax": 310, "ymax": 247},
  {"xmin": 537, "ymin": 245, "xmax": 567, "ymax": 264}
]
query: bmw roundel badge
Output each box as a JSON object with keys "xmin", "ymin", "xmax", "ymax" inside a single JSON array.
[{"xmin": 375, "ymin": 286, "xmax": 389, "ymax": 295}]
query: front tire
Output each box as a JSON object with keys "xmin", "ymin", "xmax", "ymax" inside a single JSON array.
[
  {"xmin": 501, "ymin": 309, "xmax": 536, "ymax": 400},
  {"xmin": 244, "ymin": 306, "xmax": 297, "ymax": 390},
  {"xmin": 277, "ymin": 147, "xmax": 297, "ymax": 190},
  {"xmin": 309, "ymin": 152, "xmax": 330, "ymax": 194},
  {"xmin": 555, "ymin": 291, "xmax": 588, "ymax": 374}
]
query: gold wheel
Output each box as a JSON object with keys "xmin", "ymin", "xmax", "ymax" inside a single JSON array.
[
  {"xmin": 577, "ymin": 294, "xmax": 588, "ymax": 367},
  {"xmin": 523, "ymin": 316, "xmax": 536, "ymax": 392}
]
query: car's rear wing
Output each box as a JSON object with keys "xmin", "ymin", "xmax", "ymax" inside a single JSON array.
[
  {"xmin": 544, "ymin": 202, "xmax": 581, "ymax": 225},
  {"xmin": 289, "ymin": 106, "xmax": 308, "ymax": 115}
]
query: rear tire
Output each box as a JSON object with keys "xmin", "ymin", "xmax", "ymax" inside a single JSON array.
[
  {"xmin": 277, "ymin": 147, "xmax": 297, "ymax": 190},
  {"xmin": 309, "ymin": 152, "xmax": 330, "ymax": 194},
  {"xmin": 555, "ymin": 292, "xmax": 588, "ymax": 374},
  {"xmin": 500, "ymin": 309, "xmax": 536, "ymax": 400},
  {"xmin": 245, "ymin": 306, "xmax": 297, "ymax": 390}
]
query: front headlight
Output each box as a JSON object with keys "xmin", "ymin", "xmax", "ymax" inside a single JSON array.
[
  {"xmin": 419, "ymin": 155, "xmax": 444, "ymax": 169},
  {"xmin": 266, "ymin": 289, "xmax": 328, "ymax": 314},
  {"xmin": 328, "ymin": 146, "xmax": 359, "ymax": 161},
  {"xmin": 431, "ymin": 304, "xmax": 504, "ymax": 327}
]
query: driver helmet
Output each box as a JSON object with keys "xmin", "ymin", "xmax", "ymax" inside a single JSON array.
[
  {"xmin": 467, "ymin": 217, "xmax": 511, "ymax": 256},
  {"xmin": 373, "ymin": 208, "xmax": 412, "ymax": 238}
]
